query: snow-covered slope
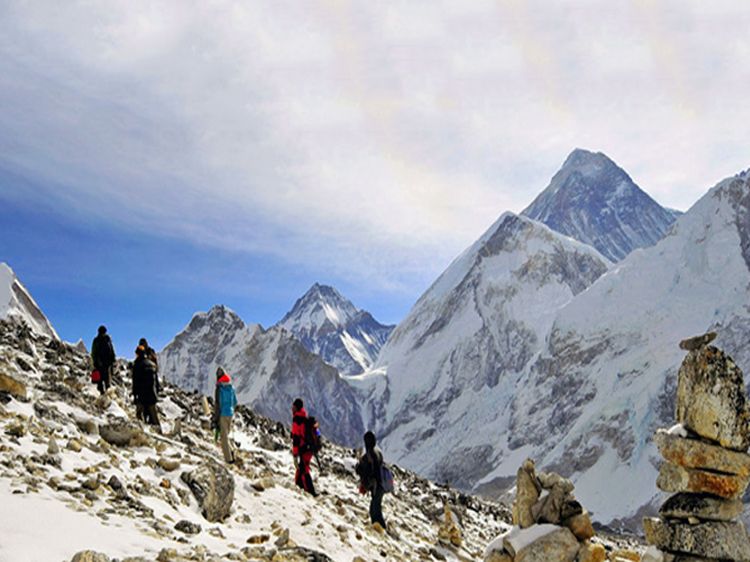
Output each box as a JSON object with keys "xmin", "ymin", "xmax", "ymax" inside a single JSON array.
[
  {"xmin": 376, "ymin": 169, "xmax": 750, "ymax": 530},
  {"xmin": 370, "ymin": 213, "xmax": 610, "ymax": 488},
  {"xmin": 0, "ymin": 262, "xmax": 58, "ymax": 339},
  {"xmin": 160, "ymin": 305, "xmax": 365, "ymax": 446},
  {"xmin": 277, "ymin": 283, "xmax": 394, "ymax": 375},
  {"xmin": 522, "ymin": 149, "xmax": 679, "ymax": 262}
]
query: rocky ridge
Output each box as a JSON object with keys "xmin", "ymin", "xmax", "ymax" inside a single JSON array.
[{"xmin": 0, "ymin": 318, "xmax": 520, "ymax": 561}]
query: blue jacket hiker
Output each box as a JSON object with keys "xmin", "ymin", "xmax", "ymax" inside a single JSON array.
[{"xmin": 212, "ymin": 367, "xmax": 237, "ymax": 463}]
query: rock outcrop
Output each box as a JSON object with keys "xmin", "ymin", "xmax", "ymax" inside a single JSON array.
[
  {"xmin": 644, "ymin": 333, "xmax": 750, "ymax": 561},
  {"xmin": 180, "ymin": 462, "xmax": 235, "ymax": 522}
]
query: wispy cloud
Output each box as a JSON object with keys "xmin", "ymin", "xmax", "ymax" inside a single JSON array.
[{"xmin": 1, "ymin": 0, "xmax": 749, "ymax": 289}]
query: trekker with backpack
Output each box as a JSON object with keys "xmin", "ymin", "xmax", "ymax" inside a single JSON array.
[
  {"xmin": 132, "ymin": 345, "xmax": 161, "ymax": 432},
  {"xmin": 138, "ymin": 337, "xmax": 161, "ymax": 395},
  {"xmin": 291, "ymin": 398, "xmax": 319, "ymax": 496},
  {"xmin": 356, "ymin": 431, "xmax": 391, "ymax": 531},
  {"xmin": 212, "ymin": 367, "xmax": 237, "ymax": 463},
  {"xmin": 91, "ymin": 325, "xmax": 116, "ymax": 395}
]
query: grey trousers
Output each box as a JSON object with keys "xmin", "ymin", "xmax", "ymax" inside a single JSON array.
[{"xmin": 219, "ymin": 416, "xmax": 235, "ymax": 463}]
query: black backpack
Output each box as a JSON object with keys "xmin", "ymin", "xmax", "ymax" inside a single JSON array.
[{"xmin": 304, "ymin": 416, "xmax": 321, "ymax": 454}]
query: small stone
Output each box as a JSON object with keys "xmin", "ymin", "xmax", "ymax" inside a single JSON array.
[
  {"xmin": 247, "ymin": 534, "xmax": 270, "ymax": 544},
  {"xmin": 160, "ymin": 479, "xmax": 171, "ymax": 489},
  {"xmin": 107, "ymin": 475, "xmax": 124, "ymax": 491},
  {"xmin": 679, "ymin": 332, "xmax": 717, "ymax": 351},
  {"xmin": 576, "ymin": 542, "xmax": 606, "ymax": 562},
  {"xmin": 70, "ymin": 551, "xmax": 111, "ymax": 562},
  {"xmin": 82, "ymin": 477, "xmax": 100, "ymax": 491},
  {"xmin": 156, "ymin": 548, "xmax": 178, "ymax": 562},
  {"xmin": 655, "ymin": 432, "xmax": 750, "ymax": 477},
  {"xmin": 5, "ymin": 420, "xmax": 26, "ymax": 437},
  {"xmin": 76, "ymin": 418, "xmax": 99, "ymax": 435},
  {"xmin": 609, "ymin": 550, "xmax": 640, "ymax": 561},
  {"xmin": 484, "ymin": 552, "xmax": 512, "ymax": 562},
  {"xmin": 275, "ymin": 528, "xmax": 290, "ymax": 547},
  {"xmin": 563, "ymin": 510, "xmax": 594, "ymax": 541},
  {"xmin": 99, "ymin": 421, "xmax": 144, "ymax": 447},
  {"xmin": 67, "ymin": 439, "xmax": 83, "ymax": 453},
  {"xmin": 643, "ymin": 517, "xmax": 750, "ymax": 559},
  {"xmin": 512, "ymin": 458, "xmax": 541, "ymax": 528},
  {"xmin": 657, "ymin": 462, "xmax": 749, "ymax": 499},
  {"xmin": 47, "ymin": 437, "xmax": 60, "ymax": 455},
  {"xmin": 659, "ymin": 492, "xmax": 743, "ymax": 522},
  {"xmin": 157, "ymin": 457, "xmax": 180, "ymax": 472},
  {"xmin": 174, "ymin": 519, "xmax": 202, "ymax": 535}
]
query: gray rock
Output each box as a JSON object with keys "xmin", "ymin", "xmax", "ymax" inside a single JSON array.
[
  {"xmin": 175, "ymin": 519, "xmax": 202, "ymax": 535},
  {"xmin": 181, "ymin": 462, "xmax": 234, "ymax": 522},
  {"xmin": 70, "ymin": 551, "xmax": 111, "ymax": 562},
  {"xmin": 679, "ymin": 332, "xmax": 717, "ymax": 351},
  {"xmin": 675, "ymin": 345, "xmax": 750, "ymax": 451},
  {"xmin": 659, "ymin": 492, "xmax": 743, "ymax": 522},
  {"xmin": 657, "ymin": 462, "xmax": 749, "ymax": 499},
  {"xmin": 643, "ymin": 517, "xmax": 750, "ymax": 559},
  {"xmin": 47, "ymin": 437, "xmax": 60, "ymax": 455},
  {"xmin": 512, "ymin": 459, "xmax": 541, "ymax": 528},
  {"xmin": 99, "ymin": 421, "xmax": 143, "ymax": 447},
  {"xmin": 510, "ymin": 526, "xmax": 579, "ymax": 562},
  {"xmin": 655, "ymin": 431, "xmax": 750, "ymax": 476}
]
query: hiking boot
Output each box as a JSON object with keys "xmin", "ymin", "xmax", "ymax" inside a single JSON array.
[{"xmin": 372, "ymin": 522, "xmax": 385, "ymax": 534}]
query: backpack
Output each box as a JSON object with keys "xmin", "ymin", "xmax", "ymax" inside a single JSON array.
[
  {"xmin": 304, "ymin": 416, "xmax": 321, "ymax": 454},
  {"xmin": 379, "ymin": 463, "xmax": 394, "ymax": 493}
]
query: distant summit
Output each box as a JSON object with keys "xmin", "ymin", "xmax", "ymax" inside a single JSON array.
[
  {"xmin": 0, "ymin": 262, "xmax": 58, "ymax": 339},
  {"xmin": 522, "ymin": 148, "xmax": 678, "ymax": 261},
  {"xmin": 277, "ymin": 283, "xmax": 394, "ymax": 376}
]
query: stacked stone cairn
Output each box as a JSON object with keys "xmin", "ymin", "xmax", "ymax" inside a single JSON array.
[
  {"xmin": 484, "ymin": 458, "xmax": 611, "ymax": 562},
  {"xmin": 643, "ymin": 332, "xmax": 750, "ymax": 561}
]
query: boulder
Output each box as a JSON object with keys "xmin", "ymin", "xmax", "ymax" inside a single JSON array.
[
  {"xmin": 643, "ymin": 517, "xmax": 750, "ymax": 560},
  {"xmin": 70, "ymin": 552, "xmax": 111, "ymax": 562},
  {"xmin": 157, "ymin": 457, "xmax": 180, "ymax": 472},
  {"xmin": 675, "ymin": 345, "xmax": 750, "ymax": 451},
  {"xmin": 512, "ymin": 459, "xmax": 542, "ymax": 528},
  {"xmin": 659, "ymin": 492, "xmax": 743, "ymax": 522},
  {"xmin": 180, "ymin": 462, "xmax": 234, "ymax": 522},
  {"xmin": 657, "ymin": 462, "xmax": 749, "ymax": 499},
  {"xmin": 0, "ymin": 372, "xmax": 26, "ymax": 400},
  {"xmin": 655, "ymin": 431, "xmax": 750, "ymax": 476},
  {"xmin": 510, "ymin": 526, "xmax": 579, "ymax": 562},
  {"xmin": 679, "ymin": 332, "xmax": 717, "ymax": 351},
  {"xmin": 99, "ymin": 421, "xmax": 144, "ymax": 447},
  {"xmin": 563, "ymin": 510, "xmax": 594, "ymax": 541},
  {"xmin": 174, "ymin": 519, "xmax": 201, "ymax": 535}
]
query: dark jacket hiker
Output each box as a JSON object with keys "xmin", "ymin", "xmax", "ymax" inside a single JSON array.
[
  {"xmin": 132, "ymin": 346, "xmax": 160, "ymax": 430},
  {"xmin": 356, "ymin": 431, "xmax": 387, "ymax": 530},
  {"xmin": 91, "ymin": 325, "xmax": 116, "ymax": 395}
]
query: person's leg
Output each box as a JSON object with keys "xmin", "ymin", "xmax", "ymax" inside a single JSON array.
[
  {"xmin": 370, "ymin": 486, "xmax": 386, "ymax": 528},
  {"xmin": 219, "ymin": 416, "xmax": 234, "ymax": 462},
  {"xmin": 147, "ymin": 404, "xmax": 161, "ymax": 431},
  {"xmin": 302, "ymin": 453, "xmax": 316, "ymax": 495},
  {"xmin": 135, "ymin": 402, "xmax": 145, "ymax": 422}
]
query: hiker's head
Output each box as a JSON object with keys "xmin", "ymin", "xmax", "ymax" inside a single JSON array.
[
  {"xmin": 139, "ymin": 338, "xmax": 148, "ymax": 347},
  {"xmin": 292, "ymin": 398, "xmax": 304, "ymax": 412},
  {"xmin": 135, "ymin": 345, "xmax": 146, "ymax": 357},
  {"xmin": 216, "ymin": 366, "xmax": 225, "ymax": 379},
  {"xmin": 364, "ymin": 431, "xmax": 376, "ymax": 450},
  {"xmin": 98, "ymin": 325, "xmax": 107, "ymax": 335}
]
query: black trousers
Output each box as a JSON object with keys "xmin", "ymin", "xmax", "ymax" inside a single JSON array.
[
  {"xmin": 96, "ymin": 365, "xmax": 111, "ymax": 394},
  {"xmin": 370, "ymin": 485, "xmax": 386, "ymax": 529}
]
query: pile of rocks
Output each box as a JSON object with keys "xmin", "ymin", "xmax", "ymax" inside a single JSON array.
[
  {"xmin": 643, "ymin": 332, "xmax": 750, "ymax": 561},
  {"xmin": 484, "ymin": 458, "xmax": 611, "ymax": 562}
]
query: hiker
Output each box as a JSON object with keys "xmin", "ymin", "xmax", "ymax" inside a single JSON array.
[
  {"xmin": 132, "ymin": 345, "xmax": 161, "ymax": 431},
  {"xmin": 91, "ymin": 325, "xmax": 116, "ymax": 394},
  {"xmin": 138, "ymin": 337, "xmax": 160, "ymax": 395},
  {"xmin": 212, "ymin": 367, "xmax": 237, "ymax": 463},
  {"xmin": 356, "ymin": 431, "xmax": 387, "ymax": 530},
  {"xmin": 291, "ymin": 398, "xmax": 317, "ymax": 496}
]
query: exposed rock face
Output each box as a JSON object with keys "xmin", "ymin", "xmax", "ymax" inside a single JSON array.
[
  {"xmin": 521, "ymin": 148, "xmax": 678, "ymax": 262},
  {"xmin": 643, "ymin": 517, "xmax": 750, "ymax": 560},
  {"xmin": 180, "ymin": 463, "xmax": 234, "ymax": 522},
  {"xmin": 655, "ymin": 431, "xmax": 750, "ymax": 476},
  {"xmin": 276, "ymin": 283, "xmax": 394, "ymax": 376},
  {"xmin": 675, "ymin": 345, "xmax": 750, "ymax": 451},
  {"xmin": 70, "ymin": 552, "xmax": 111, "ymax": 562},
  {"xmin": 659, "ymin": 493, "xmax": 743, "ymax": 522},
  {"xmin": 0, "ymin": 372, "xmax": 27, "ymax": 400}
]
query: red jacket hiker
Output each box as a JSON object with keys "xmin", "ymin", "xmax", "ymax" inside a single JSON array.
[{"xmin": 291, "ymin": 398, "xmax": 317, "ymax": 496}]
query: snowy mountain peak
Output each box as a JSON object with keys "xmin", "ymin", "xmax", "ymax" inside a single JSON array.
[
  {"xmin": 277, "ymin": 284, "xmax": 394, "ymax": 376},
  {"xmin": 0, "ymin": 262, "xmax": 58, "ymax": 339},
  {"xmin": 522, "ymin": 149, "xmax": 678, "ymax": 261}
]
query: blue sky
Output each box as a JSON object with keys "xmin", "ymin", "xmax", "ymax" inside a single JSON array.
[{"xmin": 2, "ymin": 1, "xmax": 750, "ymax": 353}]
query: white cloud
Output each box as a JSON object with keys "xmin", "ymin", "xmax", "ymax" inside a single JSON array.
[{"xmin": 1, "ymin": 0, "xmax": 749, "ymax": 289}]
